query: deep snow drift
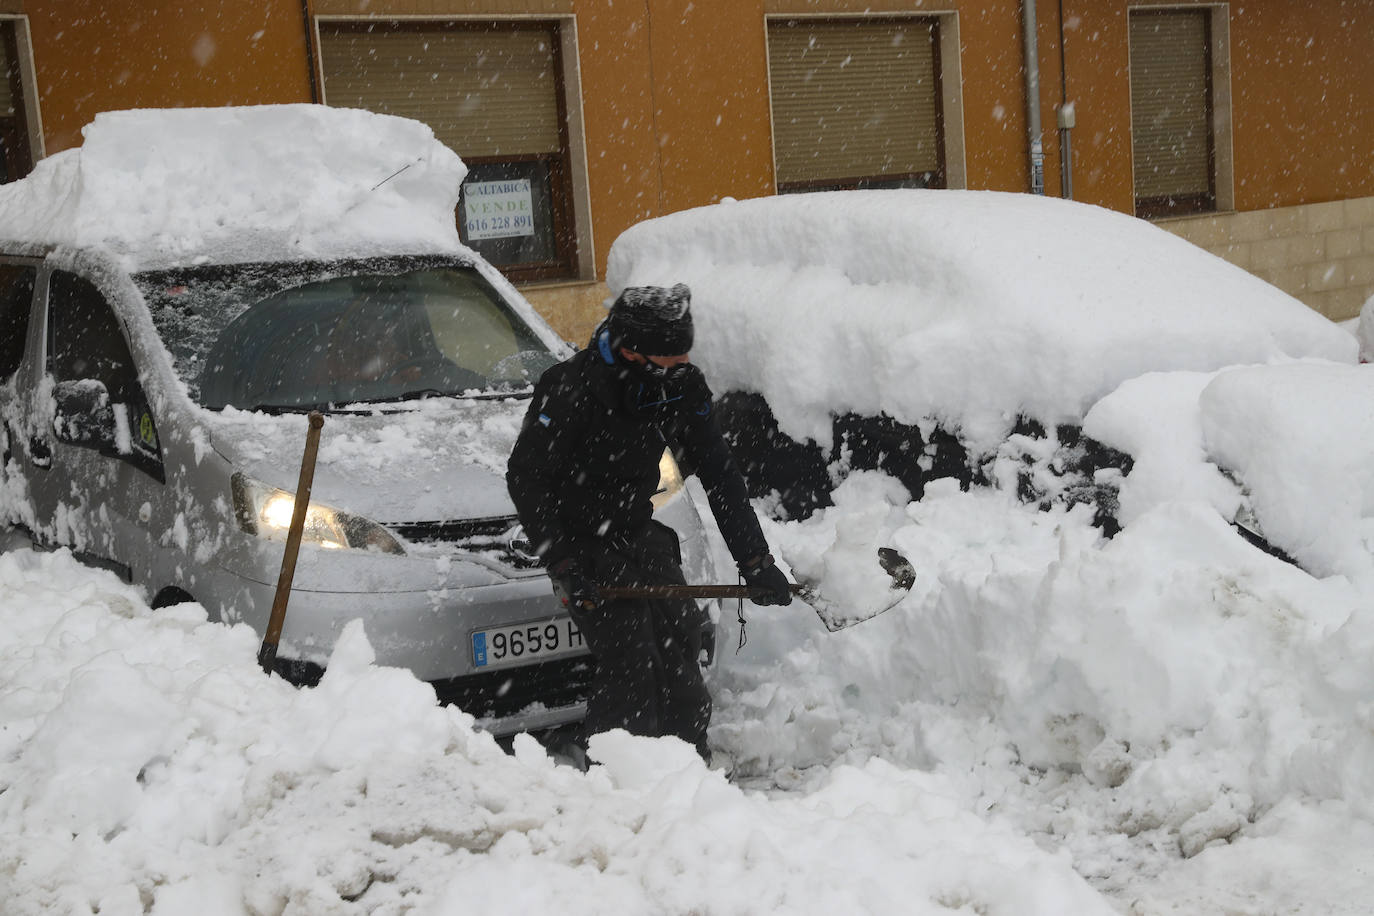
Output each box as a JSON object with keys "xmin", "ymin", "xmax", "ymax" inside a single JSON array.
[{"xmin": 8, "ymin": 448, "xmax": 1374, "ymax": 913}]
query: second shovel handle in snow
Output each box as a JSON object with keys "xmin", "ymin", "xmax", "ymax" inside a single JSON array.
[{"xmin": 258, "ymin": 410, "xmax": 325, "ymax": 675}]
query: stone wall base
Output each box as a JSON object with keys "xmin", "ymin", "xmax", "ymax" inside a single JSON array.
[{"xmin": 1161, "ymin": 196, "xmax": 1374, "ymax": 321}]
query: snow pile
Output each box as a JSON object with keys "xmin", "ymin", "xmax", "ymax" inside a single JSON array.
[
  {"xmin": 714, "ymin": 473, "xmax": 1374, "ymax": 909},
  {"xmin": 1082, "ymin": 369, "xmax": 1243, "ymax": 526},
  {"xmin": 0, "ymin": 105, "xmax": 467, "ymax": 269},
  {"xmin": 0, "ymin": 547, "xmax": 1110, "ymax": 915},
  {"xmin": 8, "ymin": 451, "xmax": 1374, "ymax": 909},
  {"xmin": 607, "ymin": 191, "xmax": 1354, "ymax": 450},
  {"xmin": 1084, "ymin": 360, "xmax": 1374, "ymax": 581}
]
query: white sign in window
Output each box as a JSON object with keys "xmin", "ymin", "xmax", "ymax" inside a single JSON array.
[{"xmin": 463, "ymin": 179, "xmax": 536, "ymax": 241}]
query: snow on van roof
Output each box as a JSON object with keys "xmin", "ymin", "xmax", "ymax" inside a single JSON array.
[
  {"xmin": 607, "ymin": 190, "xmax": 1356, "ymax": 450},
  {"xmin": 0, "ymin": 105, "xmax": 468, "ymax": 269}
]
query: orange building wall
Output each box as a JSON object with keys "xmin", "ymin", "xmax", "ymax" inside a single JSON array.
[
  {"xmin": 954, "ymin": 0, "xmax": 1038, "ymax": 194},
  {"xmin": 580, "ymin": 0, "xmax": 1053, "ymax": 273},
  {"xmin": 1229, "ymin": 0, "xmax": 1374, "ymax": 210},
  {"xmin": 1049, "ymin": 1, "xmax": 1135, "ymax": 212},
  {"xmin": 638, "ymin": 0, "xmax": 1046, "ymax": 208},
  {"xmin": 645, "ymin": 1, "xmax": 775, "ymax": 215},
  {"xmin": 26, "ymin": 0, "xmax": 312, "ymax": 154},
  {"xmin": 14, "ymin": 0, "xmax": 1374, "ymax": 278},
  {"xmin": 565, "ymin": 3, "xmax": 666, "ymax": 277},
  {"xmin": 1043, "ymin": 0, "xmax": 1374, "ymax": 215}
]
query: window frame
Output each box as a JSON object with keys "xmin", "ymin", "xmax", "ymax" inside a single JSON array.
[
  {"xmin": 1128, "ymin": 6, "xmax": 1225, "ymax": 220},
  {"xmin": 314, "ymin": 17, "xmax": 583, "ymax": 284},
  {"xmin": 0, "ymin": 15, "xmax": 42, "ymax": 184},
  {"xmin": 765, "ymin": 14, "xmax": 949, "ymax": 195}
]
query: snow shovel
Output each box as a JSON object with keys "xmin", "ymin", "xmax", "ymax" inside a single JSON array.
[{"xmin": 596, "ymin": 547, "xmax": 915, "ymax": 632}]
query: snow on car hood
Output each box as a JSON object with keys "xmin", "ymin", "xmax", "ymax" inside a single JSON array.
[
  {"xmin": 0, "ymin": 105, "xmax": 467, "ymax": 270},
  {"xmin": 206, "ymin": 398, "xmax": 527, "ymax": 522},
  {"xmin": 607, "ymin": 190, "xmax": 1356, "ymax": 452}
]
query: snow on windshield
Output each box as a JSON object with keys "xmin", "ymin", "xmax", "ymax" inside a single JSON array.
[
  {"xmin": 607, "ymin": 190, "xmax": 1355, "ymax": 450},
  {"xmin": 0, "ymin": 105, "xmax": 468, "ymax": 269},
  {"xmin": 137, "ymin": 257, "xmax": 558, "ymax": 409}
]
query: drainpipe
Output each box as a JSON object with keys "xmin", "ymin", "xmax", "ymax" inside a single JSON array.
[
  {"xmin": 1057, "ymin": 0, "xmax": 1074, "ymax": 199},
  {"xmin": 300, "ymin": 0, "xmax": 320, "ymax": 103},
  {"xmin": 1022, "ymin": 0, "xmax": 1045, "ymax": 195},
  {"xmin": 1058, "ymin": 103, "xmax": 1075, "ymax": 199}
]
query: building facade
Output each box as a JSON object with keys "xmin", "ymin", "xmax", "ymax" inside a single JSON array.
[{"xmin": 5, "ymin": 0, "xmax": 1372, "ymax": 339}]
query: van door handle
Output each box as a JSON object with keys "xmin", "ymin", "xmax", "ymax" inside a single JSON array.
[{"xmin": 29, "ymin": 436, "xmax": 51, "ymax": 469}]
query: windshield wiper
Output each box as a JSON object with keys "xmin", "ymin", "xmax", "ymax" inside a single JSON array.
[
  {"xmin": 247, "ymin": 402, "xmax": 331, "ymax": 415},
  {"xmin": 369, "ymin": 387, "xmax": 534, "ymax": 404},
  {"xmin": 246, "ymin": 401, "xmax": 374, "ymax": 415},
  {"xmin": 385, "ymin": 388, "xmax": 450, "ymax": 403},
  {"xmin": 244, "ymin": 388, "xmax": 532, "ymax": 414}
]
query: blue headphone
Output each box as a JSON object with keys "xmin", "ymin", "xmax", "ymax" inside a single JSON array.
[{"xmin": 596, "ymin": 323, "xmax": 616, "ymax": 365}]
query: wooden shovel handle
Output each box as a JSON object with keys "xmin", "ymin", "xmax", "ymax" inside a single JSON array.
[
  {"xmin": 258, "ymin": 411, "xmax": 325, "ymax": 673},
  {"xmin": 596, "ymin": 583, "xmax": 806, "ymax": 600}
]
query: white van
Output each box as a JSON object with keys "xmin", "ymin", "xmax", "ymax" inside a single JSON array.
[{"xmin": 0, "ymin": 106, "xmax": 722, "ymax": 735}]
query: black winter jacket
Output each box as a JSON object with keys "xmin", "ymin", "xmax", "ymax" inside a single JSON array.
[{"xmin": 506, "ymin": 342, "xmax": 769, "ymax": 570}]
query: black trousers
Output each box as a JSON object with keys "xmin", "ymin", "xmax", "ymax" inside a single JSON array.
[{"xmin": 570, "ymin": 522, "xmax": 712, "ymax": 758}]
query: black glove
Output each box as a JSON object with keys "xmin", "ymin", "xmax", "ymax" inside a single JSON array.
[
  {"xmin": 740, "ymin": 554, "xmax": 793, "ymax": 606},
  {"xmin": 549, "ymin": 556, "xmax": 599, "ymax": 611}
]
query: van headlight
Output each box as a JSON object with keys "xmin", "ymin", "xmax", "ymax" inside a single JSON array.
[
  {"xmin": 652, "ymin": 449, "xmax": 685, "ymax": 510},
  {"xmin": 231, "ymin": 473, "xmax": 405, "ymax": 555}
]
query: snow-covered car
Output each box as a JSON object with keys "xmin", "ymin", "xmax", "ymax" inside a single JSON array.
[
  {"xmin": 606, "ymin": 191, "xmax": 1356, "ymax": 530},
  {"xmin": 0, "ymin": 106, "xmax": 723, "ymax": 736}
]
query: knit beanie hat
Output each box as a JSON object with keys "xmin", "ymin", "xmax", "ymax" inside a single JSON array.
[{"xmin": 607, "ymin": 283, "xmax": 695, "ymax": 356}]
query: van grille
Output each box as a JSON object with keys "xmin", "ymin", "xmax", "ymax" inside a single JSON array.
[{"xmin": 390, "ymin": 515, "xmax": 542, "ymax": 569}]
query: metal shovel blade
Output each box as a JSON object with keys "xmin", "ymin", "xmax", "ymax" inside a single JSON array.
[{"xmin": 797, "ymin": 547, "xmax": 917, "ymax": 632}]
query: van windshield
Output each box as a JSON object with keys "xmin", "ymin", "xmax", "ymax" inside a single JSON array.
[{"xmin": 136, "ymin": 256, "xmax": 560, "ymax": 411}]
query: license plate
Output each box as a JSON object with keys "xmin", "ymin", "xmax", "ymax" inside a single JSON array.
[{"xmin": 471, "ymin": 616, "xmax": 585, "ymax": 671}]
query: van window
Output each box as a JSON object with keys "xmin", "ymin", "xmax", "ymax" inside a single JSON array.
[
  {"xmin": 136, "ymin": 256, "xmax": 560, "ymax": 412},
  {"xmin": 0, "ymin": 263, "xmax": 34, "ymax": 378},
  {"xmin": 48, "ymin": 272, "xmax": 144, "ymax": 400}
]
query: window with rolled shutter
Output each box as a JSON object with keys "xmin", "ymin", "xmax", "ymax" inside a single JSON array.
[
  {"xmin": 319, "ymin": 20, "xmax": 577, "ymax": 281},
  {"xmin": 1129, "ymin": 9, "xmax": 1216, "ymax": 218},
  {"xmin": 0, "ymin": 20, "xmax": 34, "ymax": 184},
  {"xmin": 767, "ymin": 17, "xmax": 943, "ymax": 192}
]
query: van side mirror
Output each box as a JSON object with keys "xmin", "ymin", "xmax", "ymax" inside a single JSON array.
[{"xmin": 53, "ymin": 379, "xmax": 117, "ymax": 449}]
